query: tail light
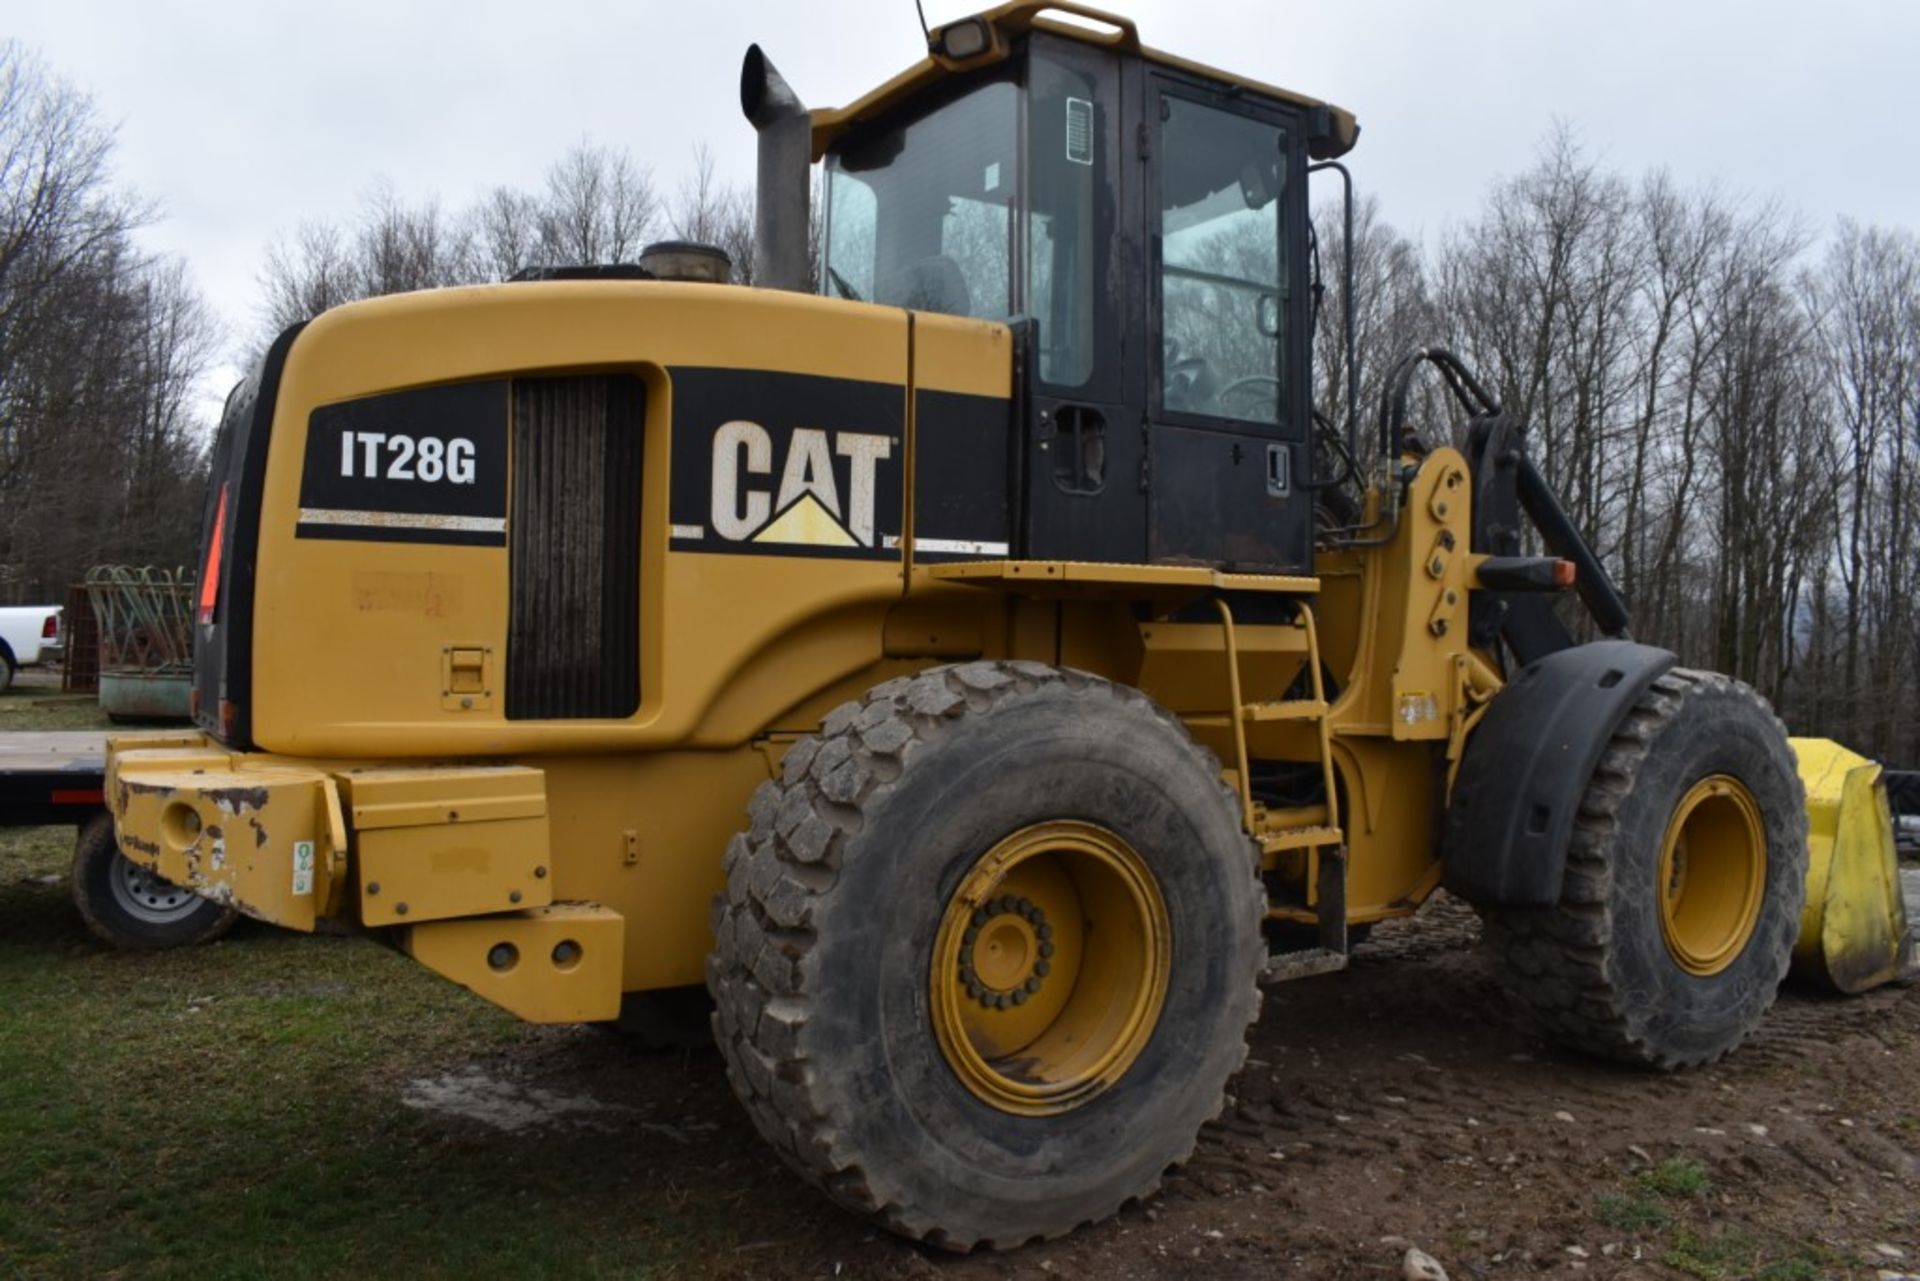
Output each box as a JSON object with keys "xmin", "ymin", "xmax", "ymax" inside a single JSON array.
[
  {"xmin": 199, "ymin": 483, "xmax": 229, "ymax": 624},
  {"xmin": 40, "ymin": 614, "xmax": 57, "ymax": 640}
]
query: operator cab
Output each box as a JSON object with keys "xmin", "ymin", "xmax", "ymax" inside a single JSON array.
[{"xmin": 812, "ymin": 3, "xmax": 1357, "ymax": 573}]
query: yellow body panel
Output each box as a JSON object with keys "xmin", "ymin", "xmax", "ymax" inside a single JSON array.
[
  {"xmin": 253, "ymin": 283, "xmax": 909, "ymax": 758},
  {"xmin": 1789, "ymin": 737, "xmax": 1914, "ymax": 992},
  {"xmin": 345, "ymin": 765, "xmax": 552, "ymax": 927},
  {"xmin": 542, "ymin": 748, "xmax": 775, "ymax": 992},
  {"xmin": 407, "ymin": 904, "xmax": 624, "ymax": 1024}
]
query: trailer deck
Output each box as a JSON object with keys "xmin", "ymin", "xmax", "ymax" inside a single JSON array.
[{"xmin": 0, "ymin": 732, "xmax": 107, "ymax": 826}]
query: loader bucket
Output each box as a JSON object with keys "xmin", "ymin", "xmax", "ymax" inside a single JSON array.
[{"xmin": 1788, "ymin": 738, "xmax": 1915, "ymax": 993}]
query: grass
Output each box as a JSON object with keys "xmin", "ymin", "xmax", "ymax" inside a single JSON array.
[
  {"xmin": 0, "ymin": 819, "xmax": 793, "ymax": 1279},
  {"xmin": 1594, "ymin": 1190, "xmax": 1671, "ymax": 1232},
  {"xmin": 1640, "ymin": 1157, "xmax": 1711, "ymax": 1199},
  {"xmin": 0, "ymin": 681, "xmax": 114, "ymax": 732},
  {"xmin": 1665, "ymin": 1229, "xmax": 1830, "ymax": 1281},
  {"xmin": 1590, "ymin": 1157, "xmax": 1835, "ymax": 1281}
]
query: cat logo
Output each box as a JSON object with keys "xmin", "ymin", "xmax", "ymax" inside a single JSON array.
[
  {"xmin": 709, "ymin": 421, "xmax": 894, "ymax": 549},
  {"xmin": 666, "ymin": 367, "xmax": 905, "ymax": 560}
]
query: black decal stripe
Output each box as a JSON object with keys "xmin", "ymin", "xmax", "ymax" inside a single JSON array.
[
  {"xmin": 912, "ymin": 388, "xmax": 1013, "ymax": 563},
  {"xmin": 301, "ymin": 380, "xmax": 509, "ymax": 519},
  {"xmin": 295, "ymin": 524, "xmax": 507, "ymax": 547},
  {"xmin": 667, "ymin": 538, "xmax": 899, "ymax": 562}
]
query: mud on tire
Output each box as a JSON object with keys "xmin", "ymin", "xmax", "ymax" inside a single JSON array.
[
  {"xmin": 706, "ymin": 661, "xmax": 1265, "ymax": 1250},
  {"xmin": 1486, "ymin": 668, "xmax": 1808, "ymax": 1069}
]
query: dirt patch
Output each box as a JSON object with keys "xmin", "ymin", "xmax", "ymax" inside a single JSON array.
[
  {"xmin": 401, "ymin": 1066, "xmax": 627, "ymax": 1133},
  {"xmin": 403, "ymin": 894, "xmax": 1919, "ymax": 1280}
]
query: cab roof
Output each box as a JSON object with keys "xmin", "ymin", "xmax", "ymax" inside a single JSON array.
[{"xmin": 808, "ymin": 0, "xmax": 1360, "ymax": 163}]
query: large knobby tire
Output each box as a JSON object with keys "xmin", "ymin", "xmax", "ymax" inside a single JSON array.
[
  {"xmin": 71, "ymin": 812, "xmax": 240, "ymax": 950},
  {"xmin": 707, "ymin": 662, "xmax": 1264, "ymax": 1250},
  {"xmin": 1486, "ymin": 668, "xmax": 1807, "ymax": 1068}
]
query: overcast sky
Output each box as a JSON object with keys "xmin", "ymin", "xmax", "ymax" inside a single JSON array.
[{"xmin": 12, "ymin": 0, "xmax": 1918, "ymax": 415}]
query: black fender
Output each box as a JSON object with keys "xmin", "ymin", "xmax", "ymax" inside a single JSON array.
[{"xmin": 1442, "ymin": 640, "xmax": 1676, "ymax": 907}]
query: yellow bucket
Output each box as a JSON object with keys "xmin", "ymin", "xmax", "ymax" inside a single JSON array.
[{"xmin": 1789, "ymin": 738, "xmax": 1914, "ymax": 993}]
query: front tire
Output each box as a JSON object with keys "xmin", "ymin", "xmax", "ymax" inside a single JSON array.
[
  {"xmin": 71, "ymin": 813, "xmax": 240, "ymax": 950},
  {"xmin": 1487, "ymin": 668, "xmax": 1807, "ymax": 1068},
  {"xmin": 708, "ymin": 662, "xmax": 1264, "ymax": 1250}
]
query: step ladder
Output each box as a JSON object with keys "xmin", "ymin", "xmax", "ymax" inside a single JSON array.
[{"xmin": 1203, "ymin": 598, "xmax": 1350, "ymax": 983}]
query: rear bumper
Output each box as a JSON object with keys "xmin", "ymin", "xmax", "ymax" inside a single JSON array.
[
  {"xmin": 107, "ymin": 732, "xmax": 348, "ymax": 932},
  {"xmin": 104, "ymin": 732, "xmax": 622, "ymax": 1020}
]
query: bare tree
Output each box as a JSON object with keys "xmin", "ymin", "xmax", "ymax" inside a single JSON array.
[
  {"xmin": 0, "ymin": 42, "xmax": 208, "ymax": 600},
  {"xmin": 666, "ymin": 143, "xmax": 757, "ymax": 282},
  {"xmin": 538, "ymin": 139, "xmax": 659, "ymax": 266},
  {"xmin": 471, "ymin": 184, "xmax": 543, "ymax": 281}
]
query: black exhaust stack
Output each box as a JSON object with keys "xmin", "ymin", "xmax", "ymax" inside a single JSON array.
[{"xmin": 741, "ymin": 45, "xmax": 811, "ymax": 293}]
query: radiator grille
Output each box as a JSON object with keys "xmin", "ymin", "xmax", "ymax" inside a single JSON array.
[{"xmin": 506, "ymin": 375, "xmax": 643, "ymax": 719}]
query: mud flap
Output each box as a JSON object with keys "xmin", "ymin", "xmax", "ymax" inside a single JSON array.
[{"xmin": 1442, "ymin": 640, "xmax": 1677, "ymax": 907}]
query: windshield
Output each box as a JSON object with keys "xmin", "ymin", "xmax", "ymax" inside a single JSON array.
[{"xmin": 823, "ymin": 79, "xmax": 1017, "ymax": 322}]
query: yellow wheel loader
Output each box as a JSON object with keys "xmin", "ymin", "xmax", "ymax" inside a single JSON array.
[{"xmin": 102, "ymin": 0, "xmax": 1912, "ymax": 1249}]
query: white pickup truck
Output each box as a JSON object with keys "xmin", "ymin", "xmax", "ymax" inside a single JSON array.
[{"xmin": 0, "ymin": 605, "xmax": 63, "ymax": 691}]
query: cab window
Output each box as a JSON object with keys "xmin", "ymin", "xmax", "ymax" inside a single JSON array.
[
  {"xmin": 1158, "ymin": 96, "xmax": 1288, "ymax": 426},
  {"xmin": 823, "ymin": 79, "xmax": 1018, "ymax": 322},
  {"xmin": 1027, "ymin": 47, "xmax": 1102, "ymax": 390}
]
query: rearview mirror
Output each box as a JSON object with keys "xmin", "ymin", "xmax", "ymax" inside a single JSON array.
[{"xmin": 1239, "ymin": 159, "xmax": 1278, "ymax": 210}]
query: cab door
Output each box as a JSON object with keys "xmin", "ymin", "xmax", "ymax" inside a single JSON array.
[
  {"xmin": 1146, "ymin": 78, "xmax": 1312, "ymax": 574},
  {"xmin": 1017, "ymin": 33, "xmax": 1142, "ymax": 564}
]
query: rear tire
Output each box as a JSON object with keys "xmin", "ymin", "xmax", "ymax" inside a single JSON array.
[
  {"xmin": 708, "ymin": 662, "xmax": 1264, "ymax": 1250},
  {"xmin": 1486, "ymin": 668, "xmax": 1806, "ymax": 1068},
  {"xmin": 71, "ymin": 813, "xmax": 240, "ymax": 950}
]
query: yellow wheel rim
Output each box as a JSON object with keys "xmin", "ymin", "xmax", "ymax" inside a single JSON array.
[
  {"xmin": 1656, "ymin": 775, "xmax": 1767, "ymax": 976},
  {"xmin": 930, "ymin": 821, "xmax": 1170, "ymax": 1116}
]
